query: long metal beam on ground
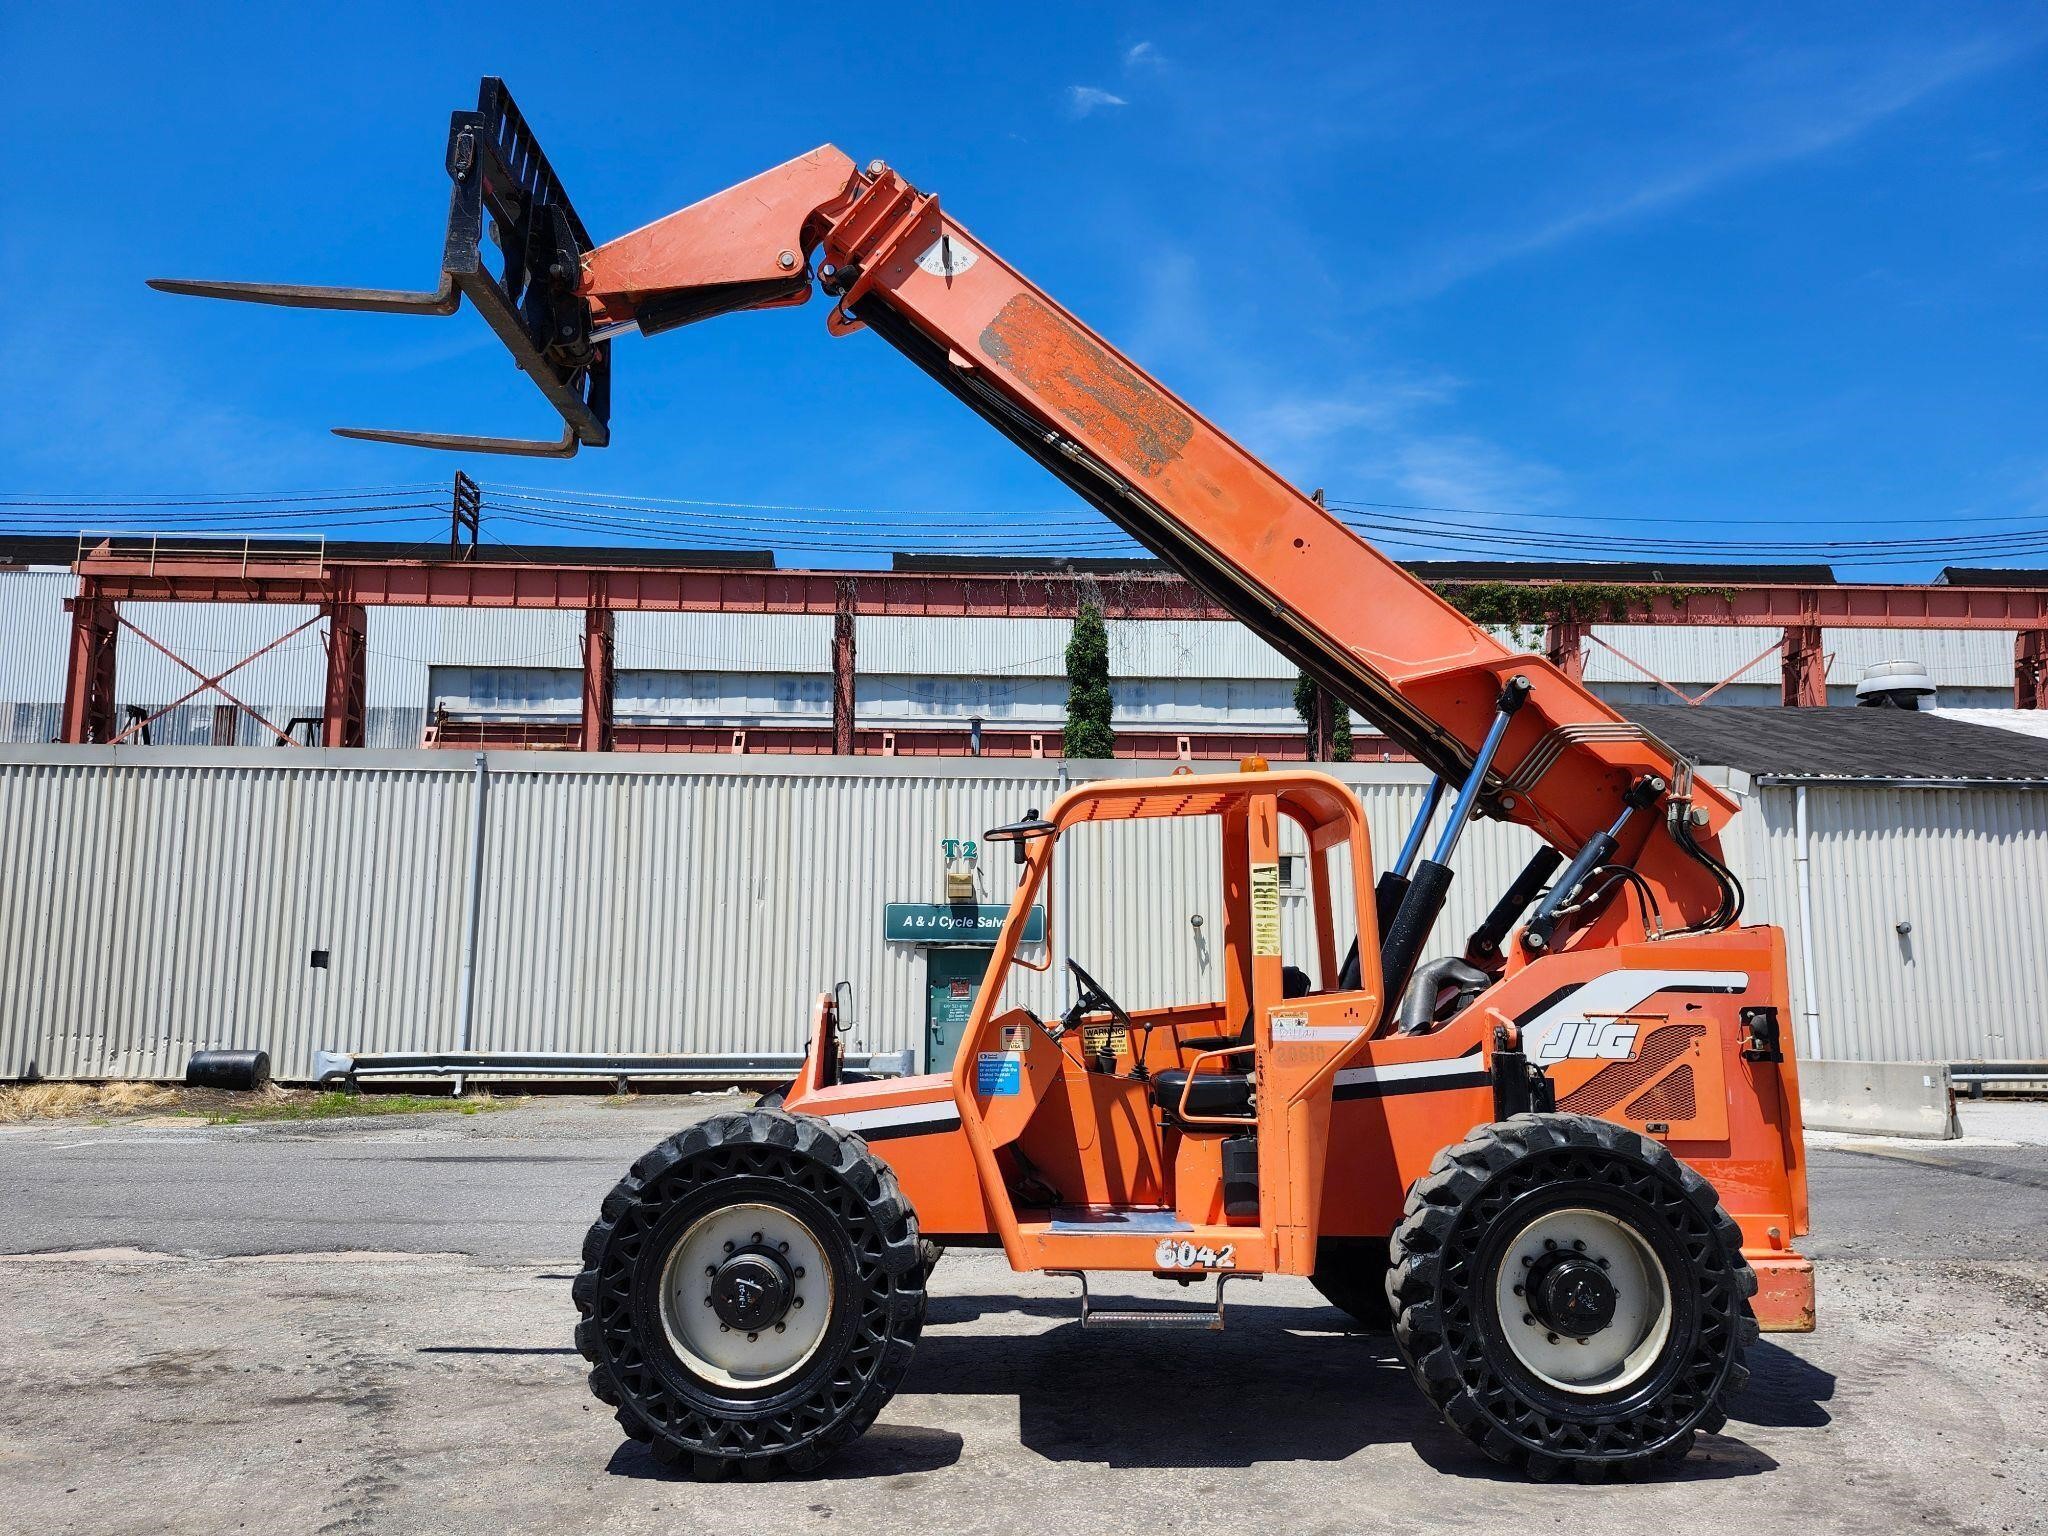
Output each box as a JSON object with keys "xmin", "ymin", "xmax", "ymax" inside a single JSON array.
[{"xmin": 59, "ymin": 548, "xmax": 2048, "ymax": 746}]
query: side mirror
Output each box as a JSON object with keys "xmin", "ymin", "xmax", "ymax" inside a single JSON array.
[
  {"xmin": 983, "ymin": 807, "xmax": 1055, "ymax": 867},
  {"xmin": 832, "ymin": 979, "xmax": 857, "ymax": 1035}
]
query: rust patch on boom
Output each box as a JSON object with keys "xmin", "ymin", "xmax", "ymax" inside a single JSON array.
[{"xmin": 980, "ymin": 293, "xmax": 1194, "ymax": 478}]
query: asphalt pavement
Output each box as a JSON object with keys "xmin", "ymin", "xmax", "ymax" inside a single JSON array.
[{"xmin": 1, "ymin": 1095, "xmax": 2043, "ymax": 1535}]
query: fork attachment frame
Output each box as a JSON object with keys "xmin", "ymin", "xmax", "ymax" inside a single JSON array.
[{"xmin": 151, "ymin": 78, "xmax": 609, "ymax": 456}]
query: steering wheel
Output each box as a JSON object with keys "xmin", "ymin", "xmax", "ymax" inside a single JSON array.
[
  {"xmin": 1062, "ymin": 958, "xmax": 1131, "ymax": 1027},
  {"xmin": 1061, "ymin": 958, "xmax": 1141, "ymax": 1069}
]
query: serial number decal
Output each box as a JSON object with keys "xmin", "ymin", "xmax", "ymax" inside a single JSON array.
[{"xmin": 1154, "ymin": 1238, "xmax": 1236, "ymax": 1271}]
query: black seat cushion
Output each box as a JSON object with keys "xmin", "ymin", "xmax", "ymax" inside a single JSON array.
[{"xmin": 1151, "ymin": 1068, "xmax": 1253, "ymax": 1119}]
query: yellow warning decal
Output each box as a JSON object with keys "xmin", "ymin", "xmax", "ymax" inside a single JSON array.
[{"xmin": 1251, "ymin": 861, "xmax": 1282, "ymax": 956}]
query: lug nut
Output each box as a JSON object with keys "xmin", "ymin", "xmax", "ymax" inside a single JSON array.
[
  {"xmin": 1572, "ymin": 1239, "xmax": 1586, "ymax": 1251},
  {"xmin": 774, "ymin": 1322, "xmax": 786, "ymax": 1333},
  {"xmin": 793, "ymin": 1296, "xmax": 805, "ymax": 1309},
  {"xmin": 1546, "ymin": 1332, "xmax": 1559, "ymax": 1344},
  {"xmin": 705, "ymin": 1266, "xmax": 716, "ymax": 1277},
  {"xmin": 1520, "ymin": 1256, "xmax": 1534, "ymax": 1268},
  {"xmin": 720, "ymin": 1324, "xmax": 730, "ymax": 1333},
  {"xmin": 1513, "ymin": 1284, "xmax": 1525, "ymax": 1297},
  {"xmin": 1544, "ymin": 1239, "xmax": 1558, "ymax": 1251},
  {"xmin": 1597, "ymin": 1257, "xmax": 1610, "ymax": 1270},
  {"xmin": 747, "ymin": 1332, "xmax": 758, "ymax": 1342},
  {"xmin": 1522, "ymin": 1313, "xmax": 1535, "ymax": 1326},
  {"xmin": 778, "ymin": 1241, "xmax": 789, "ymax": 1252},
  {"xmin": 794, "ymin": 1266, "xmax": 805, "ymax": 1278},
  {"xmin": 724, "ymin": 1241, "xmax": 735, "ymax": 1253},
  {"xmin": 751, "ymin": 1233, "xmax": 763, "ymax": 1244},
  {"xmin": 1578, "ymin": 1337, "xmax": 1590, "ymax": 1346}
]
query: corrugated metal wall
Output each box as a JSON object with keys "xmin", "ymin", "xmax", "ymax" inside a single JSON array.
[
  {"xmin": 0, "ymin": 749, "xmax": 1545, "ymax": 1081},
  {"xmin": 1738, "ymin": 780, "xmax": 2048, "ymax": 1063},
  {"xmin": 0, "ymin": 755, "xmax": 471, "ymax": 1081},
  {"xmin": 6, "ymin": 744, "xmax": 2042, "ymax": 1081}
]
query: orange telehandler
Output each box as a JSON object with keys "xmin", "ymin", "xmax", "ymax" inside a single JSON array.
[{"xmin": 155, "ymin": 78, "xmax": 1812, "ymax": 1482}]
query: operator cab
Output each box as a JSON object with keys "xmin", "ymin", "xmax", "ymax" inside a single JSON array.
[{"xmin": 962, "ymin": 767, "xmax": 1383, "ymax": 1247}]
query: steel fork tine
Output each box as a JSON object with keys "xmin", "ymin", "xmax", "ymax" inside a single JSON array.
[
  {"xmin": 331, "ymin": 424, "xmax": 579, "ymax": 458},
  {"xmin": 147, "ymin": 274, "xmax": 461, "ymax": 316}
]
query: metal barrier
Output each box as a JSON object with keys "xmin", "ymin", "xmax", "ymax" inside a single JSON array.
[{"xmin": 313, "ymin": 1048, "xmax": 917, "ymax": 1088}]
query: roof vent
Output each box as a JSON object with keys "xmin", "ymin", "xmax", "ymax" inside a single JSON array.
[{"xmin": 1855, "ymin": 659, "xmax": 1936, "ymax": 710}]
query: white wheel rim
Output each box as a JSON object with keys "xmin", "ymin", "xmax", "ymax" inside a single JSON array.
[
  {"xmin": 657, "ymin": 1202, "xmax": 834, "ymax": 1390},
  {"xmin": 1493, "ymin": 1206, "xmax": 1672, "ymax": 1395}
]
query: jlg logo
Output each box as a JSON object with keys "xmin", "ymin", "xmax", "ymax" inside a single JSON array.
[{"xmin": 1533, "ymin": 1021, "xmax": 1641, "ymax": 1064}]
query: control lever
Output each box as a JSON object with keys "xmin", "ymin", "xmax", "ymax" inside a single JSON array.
[{"xmin": 1520, "ymin": 774, "xmax": 1666, "ymax": 954}]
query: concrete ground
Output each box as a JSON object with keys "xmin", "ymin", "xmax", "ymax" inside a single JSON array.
[{"xmin": 0, "ymin": 1097, "xmax": 2043, "ymax": 1536}]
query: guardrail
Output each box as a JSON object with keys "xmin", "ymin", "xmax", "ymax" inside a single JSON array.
[
  {"xmin": 311, "ymin": 1048, "xmax": 917, "ymax": 1089},
  {"xmin": 1950, "ymin": 1061, "xmax": 2048, "ymax": 1097}
]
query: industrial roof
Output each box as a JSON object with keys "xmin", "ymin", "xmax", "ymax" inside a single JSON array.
[
  {"xmin": 0, "ymin": 535, "xmax": 775, "ymax": 570},
  {"xmin": 1936, "ymin": 566, "xmax": 2048, "ymax": 587},
  {"xmin": 1620, "ymin": 703, "xmax": 2048, "ymax": 783},
  {"xmin": 891, "ymin": 553, "xmax": 1843, "ymax": 585},
  {"xmin": 1402, "ymin": 560, "xmax": 1839, "ymax": 585}
]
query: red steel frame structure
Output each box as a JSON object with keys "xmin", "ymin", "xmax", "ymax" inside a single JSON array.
[{"xmin": 59, "ymin": 544, "xmax": 2048, "ymax": 751}]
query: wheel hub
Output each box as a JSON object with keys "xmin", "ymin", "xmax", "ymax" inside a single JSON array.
[
  {"xmin": 1526, "ymin": 1252, "xmax": 1617, "ymax": 1338},
  {"xmin": 1492, "ymin": 1205, "xmax": 1673, "ymax": 1395},
  {"xmin": 656, "ymin": 1201, "xmax": 834, "ymax": 1390},
  {"xmin": 709, "ymin": 1248, "xmax": 793, "ymax": 1332}
]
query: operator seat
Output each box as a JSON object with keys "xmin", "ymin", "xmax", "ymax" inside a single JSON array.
[
  {"xmin": 1148, "ymin": 963, "xmax": 1310, "ymax": 1123},
  {"xmin": 1149, "ymin": 1068, "xmax": 1254, "ymax": 1120}
]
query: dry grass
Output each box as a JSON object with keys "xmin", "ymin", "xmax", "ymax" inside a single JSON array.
[
  {"xmin": 0, "ymin": 1081, "xmax": 181, "ymax": 1123},
  {"xmin": 0, "ymin": 1081, "xmax": 523, "ymax": 1124}
]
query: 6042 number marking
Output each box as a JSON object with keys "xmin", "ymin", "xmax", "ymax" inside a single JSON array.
[{"xmin": 1154, "ymin": 1238, "xmax": 1235, "ymax": 1271}]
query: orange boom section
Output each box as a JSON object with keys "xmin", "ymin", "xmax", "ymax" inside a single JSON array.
[{"xmin": 572, "ymin": 146, "xmax": 1740, "ymax": 935}]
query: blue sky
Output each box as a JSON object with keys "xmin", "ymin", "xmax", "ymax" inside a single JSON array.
[{"xmin": 1, "ymin": 3, "xmax": 2044, "ymax": 573}]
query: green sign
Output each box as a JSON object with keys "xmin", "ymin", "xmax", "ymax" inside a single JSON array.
[{"xmin": 885, "ymin": 902, "xmax": 1045, "ymax": 945}]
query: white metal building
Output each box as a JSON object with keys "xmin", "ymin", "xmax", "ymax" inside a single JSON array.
[{"xmin": 4, "ymin": 708, "xmax": 2045, "ymax": 1083}]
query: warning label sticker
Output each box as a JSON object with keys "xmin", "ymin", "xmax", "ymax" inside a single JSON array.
[
  {"xmin": 1251, "ymin": 860, "xmax": 1282, "ymax": 956},
  {"xmin": 998, "ymin": 1021, "xmax": 1031, "ymax": 1052},
  {"xmin": 976, "ymin": 1052, "xmax": 1023, "ymax": 1096}
]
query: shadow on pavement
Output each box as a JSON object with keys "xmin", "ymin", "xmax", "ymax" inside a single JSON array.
[
  {"xmin": 593, "ymin": 1292, "xmax": 1794, "ymax": 1480},
  {"xmin": 907, "ymin": 1295, "xmax": 1780, "ymax": 1479},
  {"xmin": 1725, "ymin": 1339, "xmax": 1836, "ymax": 1429},
  {"xmin": 605, "ymin": 1423, "xmax": 965, "ymax": 1482},
  {"xmin": 418, "ymin": 1344, "xmax": 580, "ymax": 1356}
]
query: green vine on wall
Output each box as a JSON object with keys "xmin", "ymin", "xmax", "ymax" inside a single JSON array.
[{"xmin": 1433, "ymin": 581, "xmax": 1736, "ymax": 646}]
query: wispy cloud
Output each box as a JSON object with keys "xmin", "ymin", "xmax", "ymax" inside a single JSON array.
[
  {"xmin": 1110, "ymin": 235, "xmax": 1562, "ymax": 519},
  {"xmin": 1370, "ymin": 32, "xmax": 2038, "ymax": 307},
  {"xmin": 1124, "ymin": 40, "xmax": 1161, "ymax": 71},
  {"xmin": 1066, "ymin": 85, "xmax": 1128, "ymax": 119}
]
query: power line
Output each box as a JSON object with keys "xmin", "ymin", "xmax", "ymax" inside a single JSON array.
[{"xmin": 2, "ymin": 478, "xmax": 2046, "ymax": 570}]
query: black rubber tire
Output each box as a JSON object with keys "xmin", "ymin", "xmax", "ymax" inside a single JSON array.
[
  {"xmin": 918, "ymin": 1238, "xmax": 945, "ymax": 1277},
  {"xmin": 753, "ymin": 1080, "xmax": 792, "ymax": 1111},
  {"xmin": 1387, "ymin": 1112, "xmax": 1758, "ymax": 1481},
  {"xmin": 573, "ymin": 1108, "xmax": 925, "ymax": 1479},
  {"xmin": 1309, "ymin": 1238, "xmax": 1393, "ymax": 1330}
]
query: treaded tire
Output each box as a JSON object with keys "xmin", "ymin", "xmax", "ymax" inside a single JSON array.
[
  {"xmin": 573, "ymin": 1108, "xmax": 925, "ymax": 1479},
  {"xmin": 1387, "ymin": 1112, "xmax": 1758, "ymax": 1481},
  {"xmin": 1310, "ymin": 1238, "xmax": 1393, "ymax": 1331}
]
